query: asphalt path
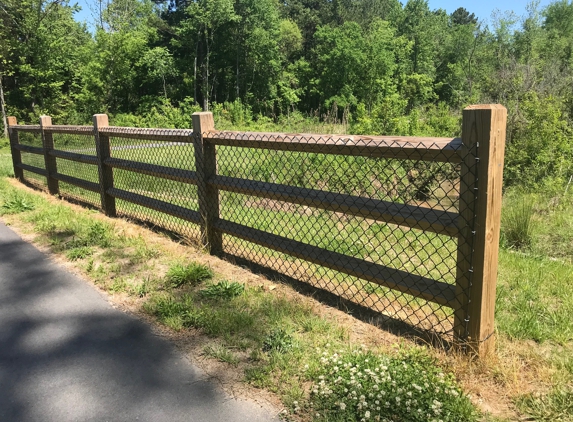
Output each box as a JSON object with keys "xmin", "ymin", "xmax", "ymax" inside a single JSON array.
[{"xmin": 0, "ymin": 221, "xmax": 278, "ymax": 422}]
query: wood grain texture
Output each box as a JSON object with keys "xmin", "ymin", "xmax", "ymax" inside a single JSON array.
[
  {"xmin": 205, "ymin": 132, "xmax": 462, "ymax": 163},
  {"xmin": 99, "ymin": 126, "xmax": 192, "ymax": 142},
  {"xmin": 215, "ymin": 219, "xmax": 456, "ymax": 306},
  {"xmin": 14, "ymin": 144, "xmax": 44, "ymax": 155},
  {"xmin": 40, "ymin": 116, "xmax": 59, "ymax": 195},
  {"xmin": 107, "ymin": 187, "xmax": 201, "ymax": 225},
  {"xmin": 210, "ymin": 175, "xmax": 459, "ymax": 237},
  {"xmin": 193, "ymin": 112, "xmax": 222, "ymax": 254},
  {"xmin": 454, "ymin": 104, "xmax": 506, "ymax": 356},
  {"xmin": 104, "ymin": 157, "xmax": 198, "ymax": 185},
  {"xmin": 15, "ymin": 163, "xmax": 48, "ymax": 177},
  {"xmin": 49, "ymin": 149, "xmax": 99, "ymax": 165},
  {"xmin": 42, "ymin": 125, "xmax": 94, "ymax": 134},
  {"xmin": 7, "ymin": 117, "xmax": 23, "ymax": 180},
  {"xmin": 93, "ymin": 114, "xmax": 116, "ymax": 217},
  {"xmin": 52, "ymin": 172, "xmax": 100, "ymax": 193}
]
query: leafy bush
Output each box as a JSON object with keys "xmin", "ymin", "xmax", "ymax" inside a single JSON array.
[
  {"xmin": 306, "ymin": 348, "xmax": 477, "ymax": 421},
  {"xmin": 200, "ymin": 280, "xmax": 245, "ymax": 300},
  {"xmin": 166, "ymin": 262, "xmax": 214, "ymax": 288}
]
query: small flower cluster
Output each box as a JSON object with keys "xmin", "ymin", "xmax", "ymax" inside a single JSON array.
[{"xmin": 306, "ymin": 347, "xmax": 476, "ymax": 422}]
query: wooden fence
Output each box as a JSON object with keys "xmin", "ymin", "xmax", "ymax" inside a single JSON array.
[{"xmin": 6, "ymin": 105, "xmax": 507, "ymax": 355}]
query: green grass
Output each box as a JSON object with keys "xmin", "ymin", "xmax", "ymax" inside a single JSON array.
[
  {"xmin": 165, "ymin": 262, "xmax": 214, "ymax": 288},
  {"xmin": 200, "ymin": 280, "xmax": 245, "ymax": 300},
  {"xmin": 516, "ymin": 387, "xmax": 573, "ymax": 422},
  {"xmin": 3, "ymin": 134, "xmax": 573, "ymax": 420}
]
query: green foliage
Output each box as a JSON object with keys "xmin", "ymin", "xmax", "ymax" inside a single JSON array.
[
  {"xmin": 501, "ymin": 195, "xmax": 536, "ymax": 250},
  {"xmin": 203, "ymin": 344, "xmax": 240, "ymax": 365},
  {"xmin": 166, "ymin": 262, "xmax": 214, "ymax": 288},
  {"xmin": 0, "ymin": 193, "xmax": 35, "ymax": 214},
  {"xmin": 306, "ymin": 347, "xmax": 477, "ymax": 421},
  {"xmin": 262, "ymin": 328, "xmax": 294, "ymax": 353},
  {"xmin": 200, "ymin": 280, "xmax": 245, "ymax": 300},
  {"xmin": 517, "ymin": 387, "xmax": 573, "ymax": 421},
  {"xmin": 65, "ymin": 246, "xmax": 93, "ymax": 261}
]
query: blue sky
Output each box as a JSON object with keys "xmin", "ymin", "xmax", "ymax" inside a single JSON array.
[{"xmin": 71, "ymin": 0, "xmax": 555, "ymax": 27}]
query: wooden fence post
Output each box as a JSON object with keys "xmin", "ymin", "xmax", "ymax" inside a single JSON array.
[
  {"xmin": 7, "ymin": 116, "xmax": 23, "ymax": 180},
  {"xmin": 192, "ymin": 111, "xmax": 222, "ymax": 254},
  {"xmin": 93, "ymin": 114, "xmax": 116, "ymax": 217},
  {"xmin": 40, "ymin": 115, "xmax": 59, "ymax": 195},
  {"xmin": 454, "ymin": 104, "xmax": 507, "ymax": 356}
]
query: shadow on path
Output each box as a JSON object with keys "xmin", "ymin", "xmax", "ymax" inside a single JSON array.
[{"xmin": 0, "ymin": 222, "xmax": 276, "ymax": 422}]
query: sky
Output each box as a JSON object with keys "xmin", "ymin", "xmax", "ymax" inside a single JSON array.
[{"xmin": 71, "ymin": 0, "xmax": 556, "ymax": 28}]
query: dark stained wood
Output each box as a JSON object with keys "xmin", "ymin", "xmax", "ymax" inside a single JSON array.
[
  {"xmin": 49, "ymin": 149, "xmax": 99, "ymax": 165},
  {"xmin": 14, "ymin": 144, "xmax": 44, "ymax": 155},
  {"xmin": 454, "ymin": 105, "xmax": 507, "ymax": 356},
  {"xmin": 93, "ymin": 114, "xmax": 116, "ymax": 217},
  {"xmin": 210, "ymin": 176, "xmax": 459, "ymax": 237},
  {"xmin": 206, "ymin": 132, "xmax": 462, "ymax": 163},
  {"xmin": 99, "ymin": 126, "xmax": 192, "ymax": 142},
  {"xmin": 106, "ymin": 187, "xmax": 201, "ymax": 225},
  {"xmin": 42, "ymin": 125, "xmax": 94, "ymax": 134},
  {"xmin": 52, "ymin": 172, "xmax": 100, "ymax": 193},
  {"xmin": 104, "ymin": 157, "xmax": 198, "ymax": 185},
  {"xmin": 12, "ymin": 125, "xmax": 41, "ymax": 133},
  {"xmin": 7, "ymin": 117, "xmax": 23, "ymax": 180},
  {"xmin": 16, "ymin": 163, "xmax": 48, "ymax": 177},
  {"xmin": 215, "ymin": 219, "xmax": 456, "ymax": 306},
  {"xmin": 40, "ymin": 116, "xmax": 59, "ymax": 195}
]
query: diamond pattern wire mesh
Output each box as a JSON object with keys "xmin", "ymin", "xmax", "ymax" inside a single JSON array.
[
  {"xmin": 10, "ymin": 121, "xmax": 480, "ymax": 341},
  {"xmin": 107, "ymin": 128, "xmax": 201, "ymax": 242},
  {"xmin": 203, "ymin": 132, "xmax": 474, "ymax": 338},
  {"xmin": 15, "ymin": 129, "xmax": 47, "ymax": 190},
  {"xmin": 50, "ymin": 130, "xmax": 102, "ymax": 208}
]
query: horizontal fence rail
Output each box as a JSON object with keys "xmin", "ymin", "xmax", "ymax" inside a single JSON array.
[{"xmin": 6, "ymin": 106, "xmax": 507, "ymax": 355}]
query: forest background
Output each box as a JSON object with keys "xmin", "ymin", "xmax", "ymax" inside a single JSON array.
[{"xmin": 0, "ymin": 0, "xmax": 572, "ymax": 190}]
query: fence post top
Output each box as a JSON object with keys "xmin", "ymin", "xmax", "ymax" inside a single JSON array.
[
  {"xmin": 7, "ymin": 116, "xmax": 17, "ymax": 126},
  {"xmin": 39, "ymin": 115, "xmax": 52, "ymax": 126},
  {"xmin": 192, "ymin": 111, "xmax": 213, "ymax": 116},
  {"xmin": 93, "ymin": 114, "xmax": 109, "ymax": 127},
  {"xmin": 464, "ymin": 104, "xmax": 507, "ymax": 112}
]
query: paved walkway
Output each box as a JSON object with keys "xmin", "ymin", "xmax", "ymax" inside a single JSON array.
[{"xmin": 0, "ymin": 222, "xmax": 278, "ymax": 422}]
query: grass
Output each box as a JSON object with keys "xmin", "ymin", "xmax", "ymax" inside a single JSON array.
[
  {"xmin": 166, "ymin": 262, "xmax": 214, "ymax": 288},
  {"xmin": 1, "ymin": 139, "xmax": 573, "ymax": 420},
  {"xmin": 200, "ymin": 280, "xmax": 245, "ymax": 300}
]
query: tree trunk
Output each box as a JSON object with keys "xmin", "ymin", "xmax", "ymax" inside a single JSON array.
[{"xmin": 0, "ymin": 74, "xmax": 7, "ymax": 139}]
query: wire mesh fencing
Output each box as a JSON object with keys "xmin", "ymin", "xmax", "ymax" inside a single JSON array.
[
  {"xmin": 202, "ymin": 132, "xmax": 470, "ymax": 338},
  {"xmin": 103, "ymin": 127, "xmax": 201, "ymax": 242},
  {"xmin": 6, "ymin": 106, "xmax": 506, "ymax": 353}
]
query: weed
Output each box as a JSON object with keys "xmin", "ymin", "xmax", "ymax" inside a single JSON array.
[
  {"xmin": 109, "ymin": 278, "xmax": 128, "ymax": 293},
  {"xmin": 516, "ymin": 386, "xmax": 573, "ymax": 421},
  {"xmin": 86, "ymin": 258, "xmax": 94, "ymax": 272},
  {"xmin": 200, "ymin": 280, "xmax": 244, "ymax": 300},
  {"xmin": 203, "ymin": 344, "xmax": 240, "ymax": 365},
  {"xmin": 305, "ymin": 347, "xmax": 477, "ymax": 421},
  {"xmin": 1, "ymin": 193, "xmax": 34, "ymax": 214},
  {"xmin": 262, "ymin": 328, "xmax": 294, "ymax": 353},
  {"xmin": 166, "ymin": 262, "xmax": 213, "ymax": 288},
  {"xmin": 66, "ymin": 246, "xmax": 93, "ymax": 261},
  {"xmin": 134, "ymin": 279, "xmax": 151, "ymax": 297},
  {"xmin": 502, "ymin": 197, "xmax": 535, "ymax": 249}
]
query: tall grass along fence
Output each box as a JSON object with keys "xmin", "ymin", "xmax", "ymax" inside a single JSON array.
[{"xmin": 6, "ymin": 105, "xmax": 506, "ymax": 355}]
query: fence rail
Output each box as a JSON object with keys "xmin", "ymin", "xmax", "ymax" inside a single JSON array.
[{"xmin": 6, "ymin": 106, "xmax": 507, "ymax": 355}]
